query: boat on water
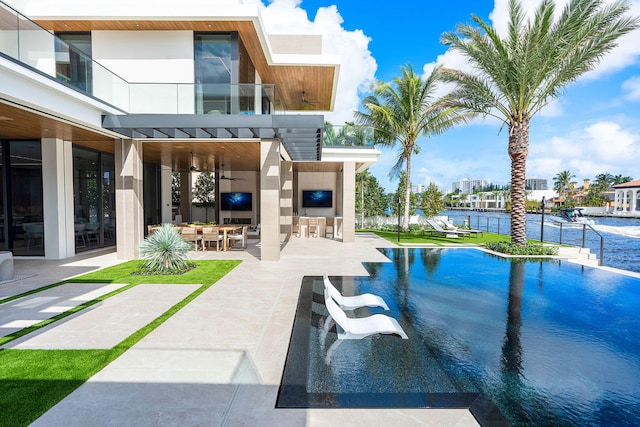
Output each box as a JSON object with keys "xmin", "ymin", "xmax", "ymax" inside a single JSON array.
[{"xmin": 552, "ymin": 207, "xmax": 595, "ymax": 225}]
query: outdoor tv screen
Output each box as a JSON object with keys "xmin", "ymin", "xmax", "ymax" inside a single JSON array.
[
  {"xmin": 302, "ymin": 190, "xmax": 332, "ymax": 208},
  {"xmin": 220, "ymin": 192, "xmax": 252, "ymax": 211}
]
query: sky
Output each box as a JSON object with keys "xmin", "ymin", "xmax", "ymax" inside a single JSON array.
[{"xmin": 253, "ymin": 0, "xmax": 640, "ymax": 193}]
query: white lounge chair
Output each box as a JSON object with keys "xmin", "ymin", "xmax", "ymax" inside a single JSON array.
[
  {"xmin": 324, "ymin": 288, "xmax": 408, "ymax": 340},
  {"xmin": 438, "ymin": 218, "xmax": 484, "ymax": 238},
  {"xmin": 323, "ymin": 272, "xmax": 389, "ymax": 310},
  {"xmin": 425, "ymin": 218, "xmax": 471, "ymax": 239}
]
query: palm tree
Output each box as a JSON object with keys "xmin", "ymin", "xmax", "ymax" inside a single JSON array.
[
  {"xmin": 355, "ymin": 64, "xmax": 469, "ymax": 230},
  {"xmin": 594, "ymin": 173, "xmax": 614, "ymax": 189},
  {"xmin": 612, "ymin": 174, "xmax": 633, "ymax": 185},
  {"xmin": 441, "ymin": 0, "xmax": 638, "ymax": 245},
  {"xmin": 553, "ymin": 170, "xmax": 576, "ymax": 194}
]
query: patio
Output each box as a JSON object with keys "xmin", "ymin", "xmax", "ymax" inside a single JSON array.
[{"xmin": 4, "ymin": 235, "xmax": 479, "ymax": 426}]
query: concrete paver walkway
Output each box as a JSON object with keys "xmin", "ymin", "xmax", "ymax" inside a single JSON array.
[
  {"xmin": 4, "ymin": 284, "xmax": 198, "ymax": 349},
  {"xmin": 8, "ymin": 236, "xmax": 479, "ymax": 427},
  {"xmin": 0, "ymin": 282, "xmax": 127, "ymax": 338}
]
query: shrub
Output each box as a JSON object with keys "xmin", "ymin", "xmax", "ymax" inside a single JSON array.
[
  {"xmin": 137, "ymin": 224, "xmax": 193, "ymax": 274},
  {"xmin": 485, "ymin": 242, "xmax": 558, "ymax": 256}
]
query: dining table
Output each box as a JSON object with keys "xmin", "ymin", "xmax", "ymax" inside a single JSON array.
[{"xmin": 217, "ymin": 225, "xmax": 241, "ymax": 251}]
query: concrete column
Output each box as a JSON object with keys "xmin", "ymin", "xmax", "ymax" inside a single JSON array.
[
  {"xmin": 254, "ymin": 71, "xmax": 262, "ymax": 114},
  {"xmin": 615, "ymin": 190, "xmax": 621, "ymax": 210},
  {"xmin": 41, "ymin": 138, "xmax": 75, "ymax": 258},
  {"xmin": 160, "ymin": 158, "xmax": 172, "ymax": 224},
  {"xmin": 341, "ymin": 161, "xmax": 356, "ymax": 243},
  {"xmin": 115, "ymin": 139, "xmax": 144, "ymax": 259},
  {"xmin": 179, "ymin": 171, "xmax": 191, "ymax": 223},
  {"xmin": 623, "ymin": 190, "xmax": 629, "ymax": 211},
  {"xmin": 260, "ymin": 139, "xmax": 280, "ymax": 261},
  {"xmin": 633, "ymin": 189, "xmax": 639, "ymax": 212},
  {"xmin": 281, "ymin": 161, "xmax": 293, "ymax": 241}
]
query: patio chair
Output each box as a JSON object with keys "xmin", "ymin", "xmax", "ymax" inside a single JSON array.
[
  {"xmin": 84, "ymin": 222, "xmax": 100, "ymax": 244},
  {"xmin": 202, "ymin": 226, "xmax": 223, "ymax": 251},
  {"xmin": 24, "ymin": 223, "xmax": 44, "ymax": 249},
  {"xmin": 247, "ymin": 224, "xmax": 260, "ymax": 239},
  {"xmin": 308, "ymin": 217, "xmax": 319, "ymax": 238},
  {"xmin": 325, "ymin": 217, "xmax": 334, "ymax": 239},
  {"xmin": 425, "ymin": 219, "xmax": 471, "ymax": 239},
  {"xmin": 228, "ymin": 225, "xmax": 248, "ymax": 249},
  {"xmin": 438, "ymin": 218, "xmax": 484, "ymax": 238},
  {"xmin": 74, "ymin": 222, "xmax": 86, "ymax": 247},
  {"xmin": 292, "ymin": 217, "xmax": 301, "ymax": 237},
  {"xmin": 324, "ymin": 288, "xmax": 408, "ymax": 340},
  {"xmin": 323, "ymin": 272, "xmax": 389, "ymax": 310},
  {"xmin": 179, "ymin": 226, "xmax": 200, "ymax": 250}
]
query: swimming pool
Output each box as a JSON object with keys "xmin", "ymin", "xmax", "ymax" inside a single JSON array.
[{"xmin": 277, "ymin": 248, "xmax": 640, "ymax": 426}]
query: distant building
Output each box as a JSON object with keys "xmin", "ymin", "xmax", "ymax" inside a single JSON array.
[
  {"xmin": 526, "ymin": 178, "xmax": 548, "ymax": 190},
  {"xmin": 411, "ymin": 183, "xmax": 424, "ymax": 194},
  {"xmin": 452, "ymin": 178, "xmax": 491, "ymax": 194}
]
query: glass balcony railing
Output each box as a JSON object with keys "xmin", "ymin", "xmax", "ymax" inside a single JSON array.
[
  {"xmin": 0, "ymin": 1, "xmax": 130, "ymax": 111},
  {"xmin": 0, "ymin": 1, "xmax": 282, "ymax": 115},
  {"xmin": 323, "ymin": 124, "xmax": 375, "ymax": 148},
  {"xmin": 128, "ymin": 83, "xmax": 279, "ymax": 114}
]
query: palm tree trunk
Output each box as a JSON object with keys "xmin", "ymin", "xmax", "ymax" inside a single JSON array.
[
  {"xmin": 403, "ymin": 156, "xmax": 411, "ymax": 231},
  {"xmin": 509, "ymin": 119, "xmax": 529, "ymax": 246}
]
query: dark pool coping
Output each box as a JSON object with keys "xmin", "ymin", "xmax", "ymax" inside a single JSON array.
[{"xmin": 276, "ymin": 276, "xmax": 510, "ymax": 427}]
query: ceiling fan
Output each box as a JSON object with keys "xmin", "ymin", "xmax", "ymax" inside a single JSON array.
[
  {"xmin": 301, "ymin": 91, "xmax": 319, "ymax": 109},
  {"xmin": 218, "ymin": 163, "xmax": 244, "ymax": 181},
  {"xmin": 189, "ymin": 152, "xmax": 215, "ymax": 173},
  {"xmin": 189, "ymin": 152, "xmax": 200, "ymax": 172}
]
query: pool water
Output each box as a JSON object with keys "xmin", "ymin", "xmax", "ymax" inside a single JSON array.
[{"xmin": 277, "ymin": 248, "xmax": 640, "ymax": 426}]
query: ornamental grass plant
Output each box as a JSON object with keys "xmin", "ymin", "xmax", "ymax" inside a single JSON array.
[{"xmin": 138, "ymin": 223, "xmax": 193, "ymax": 274}]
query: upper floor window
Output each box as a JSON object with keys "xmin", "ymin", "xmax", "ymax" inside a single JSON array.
[{"xmin": 55, "ymin": 33, "xmax": 93, "ymax": 94}]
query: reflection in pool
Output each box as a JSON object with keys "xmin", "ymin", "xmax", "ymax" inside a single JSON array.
[{"xmin": 278, "ymin": 248, "xmax": 640, "ymax": 426}]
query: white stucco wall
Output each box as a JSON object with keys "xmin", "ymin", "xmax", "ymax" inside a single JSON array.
[{"xmin": 92, "ymin": 31, "xmax": 195, "ymax": 113}]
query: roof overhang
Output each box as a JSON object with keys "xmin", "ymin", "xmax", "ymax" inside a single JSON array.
[{"xmin": 102, "ymin": 113, "xmax": 324, "ymax": 161}]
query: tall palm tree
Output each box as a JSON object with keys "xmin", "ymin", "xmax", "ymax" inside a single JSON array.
[
  {"xmin": 355, "ymin": 64, "xmax": 469, "ymax": 230},
  {"xmin": 553, "ymin": 170, "xmax": 576, "ymax": 194},
  {"xmin": 441, "ymin": 0, "xmax": 638, "ymax": 245}
]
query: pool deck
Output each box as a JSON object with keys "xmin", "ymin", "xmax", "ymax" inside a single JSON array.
[{"xmin": 3, "ymin": 234, "xmax": 571, "ymax": 426}]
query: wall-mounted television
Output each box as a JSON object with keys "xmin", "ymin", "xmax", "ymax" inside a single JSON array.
[
  {"xmin": 220, "ymin": 192, "xmax": 252, "ymax": 211},
  {"xmin": 302, "ymin": 190, "xmax": 332, "ymax": 208}
]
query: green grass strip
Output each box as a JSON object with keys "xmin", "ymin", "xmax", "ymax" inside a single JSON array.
[
  {"xmin": 366, "ymin": 229, "xmax": 512, "ymax": 245},
  {"xmin": 0, "ymin": 259, "xmax": 241, "ymax": 427}
]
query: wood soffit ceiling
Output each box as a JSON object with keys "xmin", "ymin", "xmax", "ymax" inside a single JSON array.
[
  {"xmin": 0, "ymin": 101, "xmax": 260, "ymax": 172},
  {"xmin": 33, "ymin": 19, "xmax": 336, "ymax": 111}
]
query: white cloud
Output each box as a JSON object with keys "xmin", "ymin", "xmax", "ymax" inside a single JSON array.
[
  {"xmin": 528, "ymin": 121, "xmax": 640, "ymax": 180},
  {"xmin": 256, "ymin": 0, "xmax": 376, "ymax": 123},
  {"xmin": 623, "ymin": 76, "xmax": 640, "ymax": 100}
]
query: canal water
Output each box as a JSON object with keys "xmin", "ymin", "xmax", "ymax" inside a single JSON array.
[{"xmin": 445, "ymin": 210, "xmax": 640, "ymax": 273}]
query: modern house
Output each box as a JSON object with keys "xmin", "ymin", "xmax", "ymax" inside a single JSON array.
[{"xmin": 0, "ymin": 0, "xmax": 380, "ymax": 261}]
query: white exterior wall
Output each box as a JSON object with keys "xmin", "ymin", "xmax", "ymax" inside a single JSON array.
[
  {"xmin": 92, "ymin": 31, "xmax": 195, "ymax": 114},
  {"xmin": 41, "ymin": 138, "xmax": 75, "ymax": 259}
]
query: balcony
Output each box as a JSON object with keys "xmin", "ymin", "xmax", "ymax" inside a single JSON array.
[
  {"xmin": 0, "ymin": 1, "xmax": 281, "ymax": 115},
  {"xmin": 323, "ymin": 123, "xmax": 375, "ymax": 148}
]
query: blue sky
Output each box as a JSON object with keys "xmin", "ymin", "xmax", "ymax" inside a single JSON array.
[{"xmin": 258, "ymin": 0, "xmax": 640, "ymax": 193}]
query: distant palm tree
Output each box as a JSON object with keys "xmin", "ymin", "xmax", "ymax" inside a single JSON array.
[
  {"xmin": 594, "ymin": 173, "xmax": 614, "ymax": 189},
  {"xmin": 355, "ymin": 64, "xmax": 469, "ymax": 230},
  {"xmin": 441, "ymin": 0, "xmax": 638, "ymax": 245},
  {"xmin": 553, "ymin": 170, "xmax": 576, "ymax": 194},
  {"xmin": 612, "ymin": 174, "xmax": 633, "ymax": 185}
]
